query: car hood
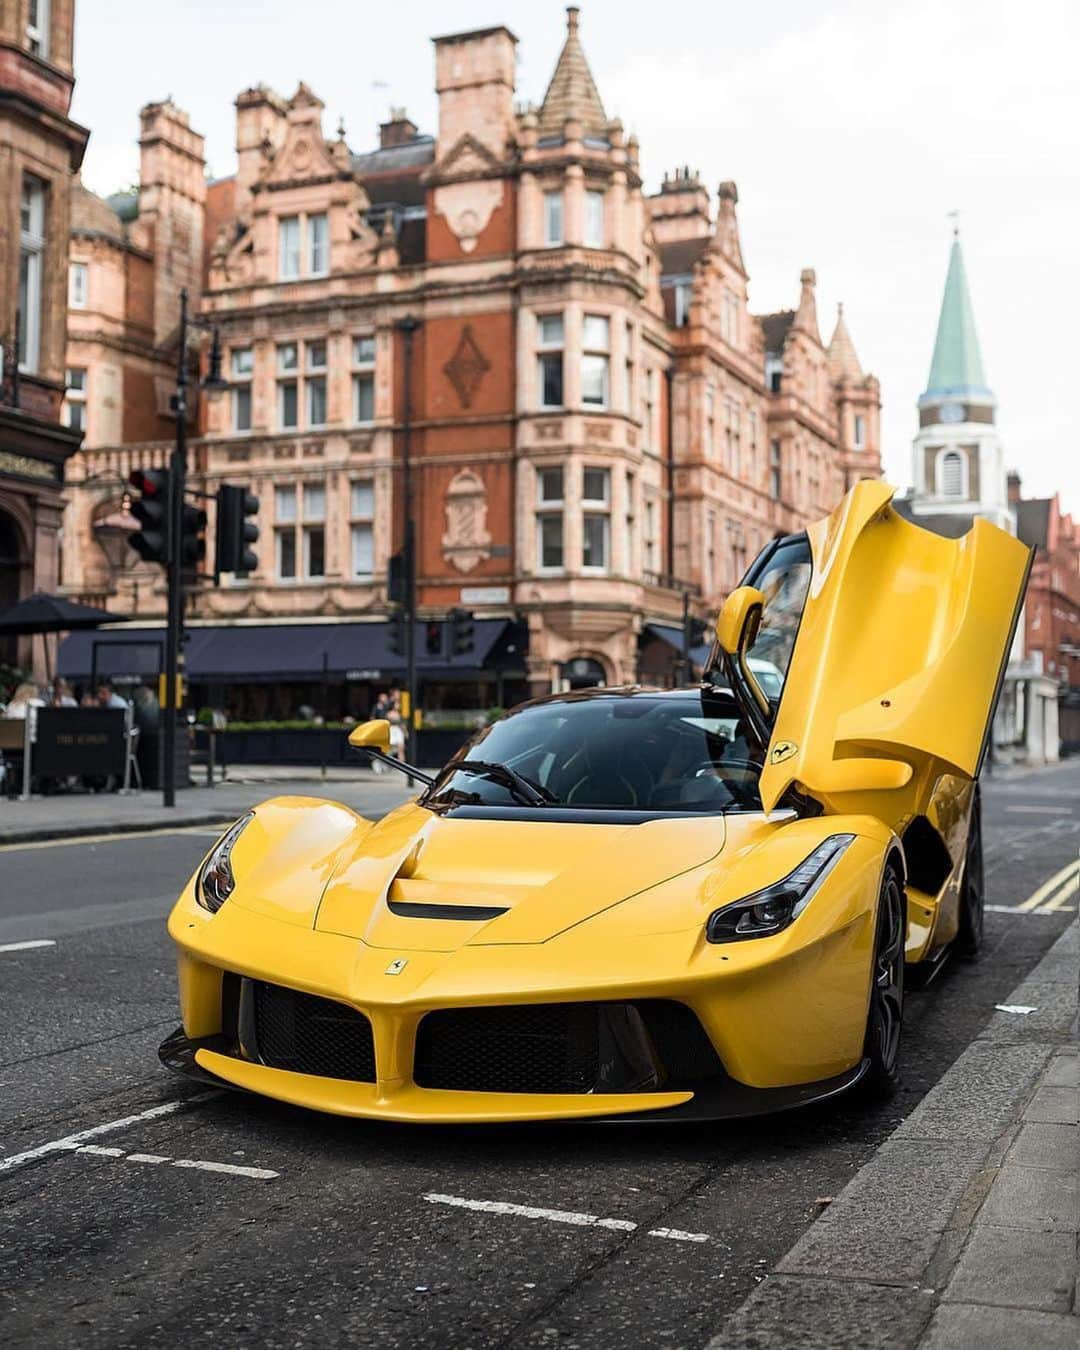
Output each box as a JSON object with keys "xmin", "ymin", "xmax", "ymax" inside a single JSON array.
[{"xmin": 312, "ymin": 801, "xmax": 727, "ymax": 950}]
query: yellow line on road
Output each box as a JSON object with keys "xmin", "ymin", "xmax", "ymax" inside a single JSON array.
[
  {"xmin": 1042, "ymin": 873, "xmax": 1079, "ymax": 912},
  {"xmin": 0, "ymin": 823, "xmax": 233, "ymax": 854},
  {"xmin": 1018, "ymin": 859, "xmax": 1080, "ymax": 911}
]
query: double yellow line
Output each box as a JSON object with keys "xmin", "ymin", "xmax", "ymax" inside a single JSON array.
[{"xmin": 1018, "ymin": 858, "xmax": 1080, "ymax": 912}]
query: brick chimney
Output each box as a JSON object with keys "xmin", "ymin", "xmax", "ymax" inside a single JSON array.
[
  {"xmin": 380, "ymin": 107, "xmax": 419, "ymax": 148},
  {"xmin": 432, "ymin": 25, "xmax": 517, "ymax": 160},
  {"xmin": 234, "ymin": 84, "xmax": 288, "ymax": 213}
]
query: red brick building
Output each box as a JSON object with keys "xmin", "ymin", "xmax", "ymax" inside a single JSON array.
[{"xmin": 61, "ymin": 9, "xmax": 881, "ymax": 717}]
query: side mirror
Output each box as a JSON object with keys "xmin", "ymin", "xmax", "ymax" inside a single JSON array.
[
  {"xmin": 348, "ymin": 719, "xmax": 391, "ymax": 752},
  {"xmin": 715, "ymin": 586, "xmax": 770, "ymax": 716}
]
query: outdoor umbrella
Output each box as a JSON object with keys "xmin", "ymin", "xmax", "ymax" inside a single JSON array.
[{"xmin": 0, "ymin": 593, "xmax": 125, "ymax": 684}]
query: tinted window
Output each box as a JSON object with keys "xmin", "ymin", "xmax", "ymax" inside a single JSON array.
[{"xmin": 426, "ymin": 693, "xmax": 762, "ymax": 813}]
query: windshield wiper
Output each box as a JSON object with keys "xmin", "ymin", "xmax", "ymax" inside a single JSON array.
[{"xmin": 451, "ymin": 760, "xmax": 558, "ymax": 807}]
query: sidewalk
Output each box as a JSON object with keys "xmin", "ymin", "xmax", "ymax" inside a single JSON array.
[
  {"xmin": 0, "ymin": 768, "xmax": 414, "ymax": 845},
  {"xmin": 709, "ymin": 918, "xmax": 1078, "ymax": 1350}
]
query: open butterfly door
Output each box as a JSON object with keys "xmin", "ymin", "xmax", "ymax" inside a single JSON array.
[{"xmin": 739, "ymin": 481, "xmax": 1032, "ymax": 821}]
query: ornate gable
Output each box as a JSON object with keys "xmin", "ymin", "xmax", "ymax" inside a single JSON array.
[{"xmin": 426, "ymin": 131, "xmax": 506, "ymax": 186}]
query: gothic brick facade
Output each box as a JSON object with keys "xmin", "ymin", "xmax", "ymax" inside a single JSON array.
[{"xmin": 63, "ymin": 8, "xmax": 881, "ymax": 705}]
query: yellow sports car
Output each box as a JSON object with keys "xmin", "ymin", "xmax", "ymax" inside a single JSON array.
[{"xmin": 160, "ymin": 482, "xmax": 1031, "ymax": 1122}]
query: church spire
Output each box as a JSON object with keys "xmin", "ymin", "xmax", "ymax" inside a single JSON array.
[
  {"xmin": 827, "ymin": 302, "xmax": 863, "ymax": 382},
  {"xmin": 922, "ymin": 230, "xmax": 991, "ymax": 403},
  {"xmin": 537, "ymin": 7, "xmax": 608, "ymax": 139}
]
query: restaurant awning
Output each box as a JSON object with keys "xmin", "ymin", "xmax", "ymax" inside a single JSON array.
[{"xmin": 58, "ymin": 619, "xmax": 524, "ymax": 685}]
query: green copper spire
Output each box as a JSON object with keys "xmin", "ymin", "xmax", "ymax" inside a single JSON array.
[{"xmin": 921, "ymin": 232, "xmax": 992, "ymax": 403}]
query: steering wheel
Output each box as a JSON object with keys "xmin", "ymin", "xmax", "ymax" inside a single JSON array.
[{"xmin": 688, "ymin": 757, "xmax": 761, "ymax": 808}]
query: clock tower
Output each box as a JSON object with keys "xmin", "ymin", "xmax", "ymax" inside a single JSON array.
[{"xmin": 907, "ymin": 226, "xmax": 1012, "ymax": 532}]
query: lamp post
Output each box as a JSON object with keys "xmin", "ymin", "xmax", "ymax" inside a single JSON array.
[
  {"xmin": 395, "ymin": 315, "xmax": 420, "ymax": 766},
  {"xmin": 162, "ymin": 288, "xmax": 227, "ymax": 807}
]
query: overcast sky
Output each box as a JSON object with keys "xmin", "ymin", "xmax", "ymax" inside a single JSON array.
[{"xmin": 72, "ymin": 0, "xmax": 1079, "ymax": 513}]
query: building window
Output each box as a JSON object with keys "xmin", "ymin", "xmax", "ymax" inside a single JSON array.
[
  {"xmin": 704, "ymin": 384, "xmax": 715, "ymax": 458},
  {"xmin": 353, "ymin": 335, "xmax": 376, "ymax": 422},
  {"xmin": 726, "ymin": 398, "xmax": 741, "ymax": 477},
  {"xmin": 18, "ymin": 176, "xmax": 46, "ymax": 373},
  {"xmin": 303, "ymin": 482, "xmax": 326, "ymax": 578},
  {"xmin": 706, "ymin": 510, "xmax": 717, "ymax": 596},
  {"xmin": 766, "ymin": 354, "xmax": 783, "ymax": 393},
  {"xmin": 277, "ymin": 342, "xmax": 299, "ymax": 428},
  {"xmin": 350, "ymin": 479, "xmax": 375, "ymax": 577},
  {"xmin": 643, "ymin": 368, "xmax": 656, "ymax": 449},
  {"xmin": 644, "ymin": 498, "xmax": 658, "ymax": 573},
  {"xmin": 674, "ymin": 281, "xmax": 692, "ymax": 328},
  {"xmin": 623, "ymin": 321, "xmax": 634, "ymax": 413},
  {"xmin": 308, "ymin": 213, "xmax": 329, "ymax": 276},
  {"xmin": 582, "ymin": 467, "xmax": 610, "ymax": 571},
  {"xmin": 625, "ymin": 469, "xmax": 636, "ymax": 571},
  {"xmin": 939, "ymin": 449, "xmax": 965, "ymax": 498},
  {"xmin": 581, "ymin": 314, "xmax": 610, "ymax": 408},
  {"xmin": 853, "ymin": 413, "xmax": 865, "ymax": 448},
  {"xmin": 275, "ymin": 485, "xmax": 298, "ymax": 579},
  {"xmin": 26, "ymin": 0, "xmax": 49, "ymax": 57},
  {"xmin": 769, "ymin": 439, "xmax": 782, "ymax": 499},
  {"xmin": 584, "ymin": 189, "xmax": 604, "ymax": 248},
  {"xmin": 69, "ymin": 261, "xmax": 88, "ymax": 309},
  {"xmin": 721, "ymin": 287, "xmax": 739, "ymax": 345},
  {"xmin": 537, "ymin": 313, "xmax": 564, "ymax": 408},
  {"xmin": 536, "ymin": 466, "xmax": 564, "ymax": 570},
  {"xmin": 305, "ymin": 340, "xmax": 327, "ymax": 427},
  {"xmin": 278, "ymin": 213, "xmax": 329, "ymax": 280},
  {"xmin": 543, "ymin": 191, "xmax": 564, "ymax": 247},
  {"xmin": 230, "ymin": 348, "xmax": 253, "ymax": 431},
  {"xmin": 748, "ymin": 409, "xmax": 758, "ymax": 459},
  {"xmin": 64, "ymin": 367, "xmax": 86, "ymax": 433}
]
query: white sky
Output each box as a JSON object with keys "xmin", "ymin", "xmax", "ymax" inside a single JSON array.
[{"xmin": 72, "ymin": 0, "xmax": 1080, "ymax": 514}]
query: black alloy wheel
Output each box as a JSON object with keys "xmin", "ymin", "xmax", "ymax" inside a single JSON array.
[
  {"xmin": 954, "ymin": 790, "xmax": 985, "ymax": 959},
  {"xmin": 861, "ymin": 861, "xmax": 906, "ymax": 1099}
]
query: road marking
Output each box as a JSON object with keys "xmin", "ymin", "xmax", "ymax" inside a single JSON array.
[
  {"xmin": 0, "ymin": 939, "xmax": 56, "ymax": 953},
  {"xmin": 995, "ymin": 1004, "xmax": 1038, "ymax": 1015},
  {"xmin": 126, "ymin": 1153, "xmax": 171, "ymax": 1165},
  {"xmin": 76, "ymin": 1145, "xmax": 126, "ymax": 1157},
  {"xmin": 0, "ymin": 1093, "xmax": 217, "ymax": 1175},
  {"xmin": 1017, "ymin": 859, "xmax": 1080, "ymax": 911},
  {"xmin": 71, "ymin": 1145, "xmax": 278, "ymax": 1181},
  {"xmin": 423, "ymin": 1192, "xmax": 712, "ymax": 1243},
  {"xmin": 987, "ymin": 901, "xmax": 1076, "ymax": 916},
  {"xmin": 0, "ymin": 823, "xmax": 234, "ymax": 854},
  {"xmin": 1042, "ymin": 873, "xmax": 1079, "ymax": 911},
  {"xmin": 1004, "ymin": 805, "xmax": 1069, "ymax": 814}
]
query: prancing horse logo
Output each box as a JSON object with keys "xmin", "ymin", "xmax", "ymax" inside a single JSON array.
[
  {"xmin": 385, "ymin": 958, "xmax": 408, "ymax": 975},
  {"xmin": 770, "ymin": 741, "xmax": 798, "ymax": 764}
]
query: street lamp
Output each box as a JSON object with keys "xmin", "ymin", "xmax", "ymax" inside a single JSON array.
[{"xmin": 161, "ymin": 288, "xmax": 225, "ymax": 807}]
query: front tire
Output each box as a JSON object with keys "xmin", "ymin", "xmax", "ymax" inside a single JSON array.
[
  {"xmin": 954, "ymin": 790, "xmax": 985, "ymax": 960},
  {"xmin": 862, "ymin": 860, "xmax": 906, "ymax": 1099}
]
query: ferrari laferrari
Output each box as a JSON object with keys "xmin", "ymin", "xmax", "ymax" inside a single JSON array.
[{"xmin": 161, "ymin": 481, "xmax": 1031, "ymax": 1122}]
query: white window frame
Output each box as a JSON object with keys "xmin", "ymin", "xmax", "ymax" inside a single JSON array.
[
  {"xmin": 937, "ymin": 448, "xmax": 967, "ymax": 498},
  {"xmin": 69, "ymin": 260, "xmax": 88, "ymax": 310},
  {"xmin": 230, "ymin": 347, "xmax": 253, "ymax": 433},
  {"xmin": 537, "ymin": 313, "xmax": 564, "ymax": 410},
  {"xmin": 307, "ymin": 213, "xmax": 329, "ymax": 277},
  {"xmin": 305, "ymin": 340, "xmax": 328, "ymax": 428},
  {"xmin": 64, "ymin": 366, "xmax": 86, "ymax": 433},
  {"xmin": 535, "ymin": 466, "xmax": 564, "ymax": 573},
  {"xmin": 19, "ymin": 176, "xmax": 46, "ymax": 374},
  {"xmin": 278, "ymin": 213, "xmax": 329, "ymax": 281},
  {"xmin": 26, "ymin": 0, "xmax": 49, "ymax": 57},
  {"xmin": 350, "ymin": 478, "xmax": 375, "ymax": 578},
  {"xmin": 352, "ymin": 334, "xmax": 376, "ymax": 423},
  {"xmin": 301, "ymin": 481, "xmax": 326, "ymax": 580},
  {"xmin": 543, "ymin": 191, "xmax": 564, "ymax": 247},
  {"xmin": 674, "ymin": 281, "xmax": 692, "ymax": 328},
  {"xmin": 581, "ymin": 314, "xmax": 610, "ymax": 410},
  {"xmin": 853, "ymin": 413, "xmax": 866, "ymax": 449},
  {"xmin": 584, "ymin": 189, "xmax": 605, "ymax": 248},
  {"xmin": 274, "ymin": 485, "xmax": 298, "ymax": 580},
  {"xmin": 582, "ymin": 466, "xmax": 611, "ymax": 573}
]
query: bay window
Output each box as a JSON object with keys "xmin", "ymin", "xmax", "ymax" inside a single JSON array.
[
  {"xmin": 582, "ymin": 467, "xmax": 610, "ymax": 571},
  {"xmin": 581, "ymin": 314, "xmax": 610, "ymax": 408},
  {"xmin": 543, "ymin": 191, "xmax": 564, "ymax": 247},
  {"xmin": 584, "ymin": 189, "xmax": 604, "ymax": 248},
  {"xmin": 535, "ymin": 466, "xmax": 564, "ymax": 571},
  {"xmin": 537, "ymin": 314, "xmax": 564, "ymax": 408},
  {"xmin": 19, "ymin": 176, "xmax": 46, "ymax": 373}
]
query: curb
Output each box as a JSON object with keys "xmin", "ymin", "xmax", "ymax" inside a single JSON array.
[
  {"xmin": 0, "ymin": 814, "xmax": 236, "ymax": 846},
  {"xmin": 706, "ymin": 917, "xmax": 1079, "ymax": 1349}
]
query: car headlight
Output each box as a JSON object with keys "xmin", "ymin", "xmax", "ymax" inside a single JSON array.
[
  {"xmin": 706, "ymin": 834, "xmax": 856, "ymax": 943},
  {"xmin": 196, "ymin": 813, "xmax": 254, "ymax": 913}
]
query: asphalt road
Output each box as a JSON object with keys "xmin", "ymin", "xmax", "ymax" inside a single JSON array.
[{"xmin": 1, "ymin": 764, "xmax": 1077, "ymax": 1349}]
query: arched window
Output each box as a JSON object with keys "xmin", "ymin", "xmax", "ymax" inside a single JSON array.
[{"xmin": 939, "ymin": 449, "xmax": 965, "ymax": 498}]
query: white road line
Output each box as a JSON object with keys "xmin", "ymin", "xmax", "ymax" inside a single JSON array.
[
  {"xmin": 0, "ymin": 823, "xmax": 234, "ymax": 854},
  {"xmin": 126, "ymin": 1153, "xmax": 171, "ymax": 1165},
  {"xmin": 987, "ymin": 901, "xmax": 1077, "ymax": 916},
  {"xmin": 0, "ymin": 939, "xmax": 56, "ymax": 953},
  {"xmin": 1043, "ymin": 873, "xmax": 1079, "ymax": 911},
  {"xmin": 171, "ymin": 1159, "xmax": 279, "ymax": 1180},
  {"xmin": 0, "ymin": 1093, "xmax": 216, "ymax": 1175},
  {"xmin": 1004, "ymin": 804, "xmax": 1068, "ymax": 814},
  {"xmin": 76, "ymin": 1145, "xmax": 126, "ymax": 1157},
  {"xmin": 423, "ymin": 1192, "xmax": 712, "ymax": 1243}
]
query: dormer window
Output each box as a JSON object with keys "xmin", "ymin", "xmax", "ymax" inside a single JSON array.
[
  {"xmin": 543, "ymin": 191, "xmax": 564, "ymax": 247},
  {"xmin": 278, "ymin": 213, "xmax": 329, "ymax": 280}
]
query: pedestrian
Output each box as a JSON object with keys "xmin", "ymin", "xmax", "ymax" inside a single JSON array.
[
  {"xmin": 96, "ymin": 681, "xmax": 128, "ymax": 710},
  {"xmin": 3, "ymin": 682, "xmax": 43, "ymax": 720},
  {"xmin": 51, "ymin": 678, "xmax": 77, "ymax": 708},
  {"xmin": 387, "ymin": 709, "xmax": 406, "ymax": 764}
]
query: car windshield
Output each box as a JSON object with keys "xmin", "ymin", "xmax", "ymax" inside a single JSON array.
[{"xmin": 424, "ymin": 691, "xmax": 763, "ymax": 813}]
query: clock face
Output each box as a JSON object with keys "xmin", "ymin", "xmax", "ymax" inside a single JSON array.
[{"xmin": 940, "ymin": 402, "xmax": 965, "ymax": 424}]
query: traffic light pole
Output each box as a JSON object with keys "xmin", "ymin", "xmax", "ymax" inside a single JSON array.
[
  {"xmin": 397, "ymin": 316, "xmax": 420, "ymax": 766},
  {"xmin": 162, "ymin": 289, "xmax": 190, "ymax": 808}
]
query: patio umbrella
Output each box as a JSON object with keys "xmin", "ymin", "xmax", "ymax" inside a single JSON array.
[{"xmin": 0, "ymin": 593, "xmax": 126, "ymax": 684}]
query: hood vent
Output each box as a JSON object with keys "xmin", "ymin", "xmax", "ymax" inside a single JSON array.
[{"xmin": 386, "ymin": 899, "xmax": 508, "ymax": 921}]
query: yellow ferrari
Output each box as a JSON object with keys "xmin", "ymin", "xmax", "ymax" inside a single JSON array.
[{"xmin": 161, "ymin": 482, "xmax": 1031, "ymax": 1122}]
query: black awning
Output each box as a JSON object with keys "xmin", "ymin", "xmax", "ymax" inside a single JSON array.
[
  {"xmin": 58, "ymin": 619, "xmax": 521, "ymax": 685},
  {"xmin": 642, "ymin": 622, "xmax": 712, "ymax": 669}
]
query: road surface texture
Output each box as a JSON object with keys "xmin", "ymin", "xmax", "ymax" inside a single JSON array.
[{"xmin": 0, "ymin": 761, "xmax": 1076, "ymax": 1349}]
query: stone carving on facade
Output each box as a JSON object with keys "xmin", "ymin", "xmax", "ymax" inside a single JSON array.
[
  {"xmin": 433, "ymin": 179, "xmax": 503, "ymax": 253},
  {"xmin": 533, "ymin": 420, "xmax": 564, "ymax": 442},
  {"xmin": 585, "ymin": 421, "xmax": 614, "ymax": 442},
  {"xmin": 443, "ymin": 327, "xmax": 491, "ymax": 409},
  {"xmin": 441, "ymin": 468, "xmax": 492, "ymax": 573}
]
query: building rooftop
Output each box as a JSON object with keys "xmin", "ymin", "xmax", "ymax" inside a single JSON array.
[
  {"xmin": 922, "ymin": 233, "xmax": 992, "ymax": 403},
  {"xmin": 759, "ymin": 310, "xmax": 795, "ymax": 355}
]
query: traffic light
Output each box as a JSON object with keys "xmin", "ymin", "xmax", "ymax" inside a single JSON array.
[
  {"xmin": 449, "ymin": 608, "xmax": 474, "ymax": 656},
  {"xmin": 387, "ymin": 607, "xmax": 407, "ymax": 656},
  {"xmin": 387, "ymin": 550, "xmax": 407, "ymax": 604},
  {"xmin": 179, "ymin": 499, "xmax": 208, "ymax": 569},
  {"xmin": 686, "ymin": 616, "xmax": 710, "ymax": 649},
  {"xmin": 425, "ymin": 620, "xmax": 443, "ymax": 657},
  {"xmin": 215, "ymin": 483, "xmax": 260, "ymax": 576},
  {"xmin": 129, "ymin": 468, "xmax": 171, "ymax": 565}
]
